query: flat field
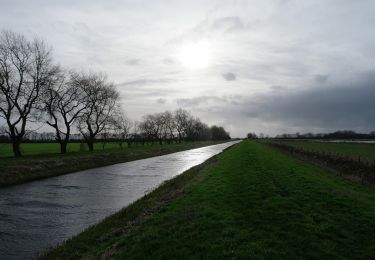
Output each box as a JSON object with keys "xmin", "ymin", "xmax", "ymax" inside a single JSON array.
[
  {"xmin": 0, "ymin": 142, "xmax": 129, "ymax": 158},
  {"xmin": 273, "ymin": 140, "xmax": 375, "ymax": 161},
  {"xmin": 43, "ymin": 141, "xmax": 375, "ymax": 259}
]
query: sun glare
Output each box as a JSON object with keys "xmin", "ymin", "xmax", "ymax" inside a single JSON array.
[{"xmin": 178, "ymin": 40, "xmax": 212, "ymax": 69}]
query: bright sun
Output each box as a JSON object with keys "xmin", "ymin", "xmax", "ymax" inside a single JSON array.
[{"xmin": 178, "ymin": 40, "xmax": 212, "ymax": 69}]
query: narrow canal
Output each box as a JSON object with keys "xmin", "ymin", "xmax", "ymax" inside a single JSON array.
[{"xmin": 0, "ymin": 141, "xmax": 239, "ymax": 259}]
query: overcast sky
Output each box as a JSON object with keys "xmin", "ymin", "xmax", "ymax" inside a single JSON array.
[{"xmin": 1, "ymin": 0, "xmax": 375, "ymax": 137}]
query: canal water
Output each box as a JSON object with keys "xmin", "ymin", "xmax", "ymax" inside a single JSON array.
[{"xmin": 0, "ymin": 141, "xmax": 239, "ymax": 259}]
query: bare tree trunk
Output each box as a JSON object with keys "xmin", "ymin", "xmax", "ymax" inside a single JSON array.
[
  {"xmin": 178, "ymin": 133, "xmax": 182, "ymax": 143},
  {"xmin": 87, "ymin": 137, "xmax": 94, "ymax": 151},
  {"xmin": 11, "ymin": 137, "xmax": 22, "ymax": 157},
  {"xmin": 60, "ymin": 141, "xmax": 68, "ymax": 154}
]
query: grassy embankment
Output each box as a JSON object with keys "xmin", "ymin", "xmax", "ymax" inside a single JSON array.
[
  {"xmin": 43, "ymin": 141, "xmax": 375, "ymax": 259},
  {"xmin": 0, "ymin": 141, "xmax": 225, "ymax": 187},
  {"xmin": 274, "ymin": 140, "xmax": 375, "ymax": 162}
]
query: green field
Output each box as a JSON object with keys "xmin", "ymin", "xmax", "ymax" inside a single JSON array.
[
  {"xmin": 0, "ymin": 142, "xmax": 131, "ymax": 157},
  {"xmin": 273, "ymin": 140, "xmax": 375, "ymax": 161},
  {"xmin": 43, "ymin": 141, "xmax": 375, "ymax": 259}
]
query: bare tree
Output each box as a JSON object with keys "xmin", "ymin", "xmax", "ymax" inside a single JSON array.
[
  {"xmin": 98, "ymin": 124, "xmax": 112, "ymax": 150},
  {"xmin": 73, "ymin": 72, "xmax": 119, "ymax": 151},
  {"xmin": 113, "ymin": 111, "xmax": 132, "ymax": 149},
  {"xmin": 160, "ymin": 111, "xmax": 176, "ymax": 143},
  {"xmin": 174, "ymin": 108, "xmax": 190, "ymax": 143},
  {"xmin": 140, "ymin": 109, "xmax": 227, "ymax": 144},
  {"xmin": 139, "ymin": 114, "xmax": 159, "ymax": 144},
  {"xmin": 211, "ymin": 125, "xmax": 230, "ymax": 140},
  {"xmin": 139, "ymin": 112, "xmax": 175, "ymax": 145},
  {"xmin": 185, "ymin": 117, "xmax": 211, "ymax": 141},
  {"xmin": 42, "ymin": 70, "xmax": 86, "ymax": 153},
  {"xmin": 153, "ymin": 113, "xmax": 166, "ymax": 145},
  {"xmin": 0, "ymin": 124, "xmax": 7, "ymax": 157},
  {"xmin": 0, "ymin": 31, "xmax": 57, "ymax": 156},
  {"xmin": 131, "ymin": 120, "xmax": 143, "ymax": 146}
]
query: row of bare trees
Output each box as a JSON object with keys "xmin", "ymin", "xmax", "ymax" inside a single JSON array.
[
  {"xmin": 0, "ymin": 31, "xmax": 122, "ymax": 156},
  {"xmin": 97, "ymin": 109, "xmax": 230, "ymax": 149},
  {"xmin": 0, "ymin": 31, "xmax": 57, "ymax": 156},
  {"xmin": 0, "ymin": 31, "xmax": 230, "ymax": 157},
  {"xmin": 138, "ymin": 109, "xmax": 230, "ymax": 145},
  {"xmin": 42, "ymin": 71, "xmax": 120, "ymax": 153}
]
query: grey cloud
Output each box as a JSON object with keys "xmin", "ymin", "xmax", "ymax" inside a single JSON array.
[
  {"xmin": 162, "ymin": 57, "xmax": 175, "ymax": 64},
  {"xmin": 184, "ymin": 15, "xmax": 246, "ymax": 40},
  {"xmin": 240, "ymin": 72, "xmax": 375, "ymax": 131},
  {"xmin": 156, "ymin": 98, "xmax": 167, "ymax": 104},
  {"xmin": 222, "ymin": 72, "xmax": 236, "ymax": 81},
  {"xmin": 270, "ymin": 85, "xmax": 288, "ymax": 91},
  {"xmin": 117, "ymin": 78, "xmax": 175, "ymax": 87},
  {"xmin": 185, "ymin": 73, "xmax": 375, "ymax": 136},
  {"xmin": 211, "ymin": 16, "xmax": 244, "ymax": 32},
  {"xmin": 126, "ymin": 59, "xmax": 141, "ymax": 66},
  {"xmin": 176, "ymin": 95, "xmax": 241, "ymax": 107},
  {"xmin": 176, "ymin": 96, "xmax": 225, "ymax": 107},
  {"xmin": 120, "ymin": 87, "xmax": 181, "ymax": 99},
  {"xmin": 2, "ymin": 0, "xmax": 375, "ymax": 137},
  {"xmin": 314, "ymin": 74, "xmax": 329, "ymax": 84}
]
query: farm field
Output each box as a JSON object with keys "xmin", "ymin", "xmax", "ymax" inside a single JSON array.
[
  {"xmin": 0, "ymin": 142, "xmax": 136, "ymax": 158},
  {"xmin": 272, "ymin": 140, "xmax": 375, "ymax": 162},
  {"xmin": 43, "ymin": 141, "xmax": 375, "ymax": 259}
]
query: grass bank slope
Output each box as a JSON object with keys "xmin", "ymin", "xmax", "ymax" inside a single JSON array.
[{"xmin": 43, "ymin": 141, "xmax": 375, "ymax": 259}]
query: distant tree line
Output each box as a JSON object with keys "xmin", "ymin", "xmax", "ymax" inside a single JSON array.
[
  {"xmin": 0, "ymin": 31, "xmax": 230, "ymax": 156},
  {"xmin": 247, "ymin": 132, "xmax": 258, "ymax": 139},
  {"xmin": 246, "ymin": 130, "xmax": 375, "ymax": 140},
  {"xmin": 274, "ymin": 130, "xmax": 375, "ymax": 139}
]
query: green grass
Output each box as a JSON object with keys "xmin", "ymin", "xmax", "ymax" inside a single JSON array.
[
  {"xmin": 43, "ymin": 141, "xmax": 375, "ymax": 259},
  {"xmin": 0, "ymin": 141, "xmax": 225, "ymax": 187},
  {"xmin": 273, "ymin": 140, "xmax": 375, "ymax": 162},
  {"xmin": 0, "ymin": 142, "xmax": 147, "ymax": 157}
]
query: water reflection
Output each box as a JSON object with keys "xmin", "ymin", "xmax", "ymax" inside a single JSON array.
[{"xmin": 0, "ymin": 141, "xmax": 239, "ymax": 259}]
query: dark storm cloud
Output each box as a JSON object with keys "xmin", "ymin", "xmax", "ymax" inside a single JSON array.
[
  {"xmin": 240, "ymin": 72, "xmax": 375, "ymax": 130},
  {"xmin": 222, "ymin": 72, "xmax": 236, "ymax": 81}
]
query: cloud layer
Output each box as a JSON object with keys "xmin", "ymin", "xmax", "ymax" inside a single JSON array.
[{"xmin": 1, "ymin": 0, "xmax": 375, "ymax": 136}]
